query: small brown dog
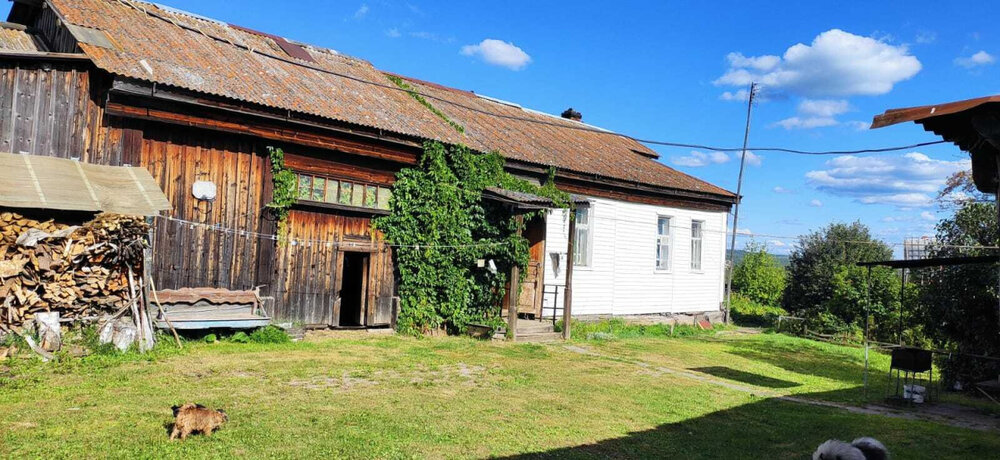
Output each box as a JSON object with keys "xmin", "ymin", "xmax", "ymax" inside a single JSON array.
[{"xmin": 169, "ymin": 403, "xmax": 228, "ymax": 440}]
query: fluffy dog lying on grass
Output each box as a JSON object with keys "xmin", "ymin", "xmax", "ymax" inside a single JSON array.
[
  {"xmin": 813, "ymin": 437, "xmax": 888, "ymax": 460},
  {"xmin": 169, "ymin": 403, "xmax": 228, "ymax": 440}
]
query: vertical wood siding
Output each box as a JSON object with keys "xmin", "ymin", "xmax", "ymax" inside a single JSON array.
[
  {"xmin": 137, "ymin": 124, "xmax": 272, "ymax": 295},
  {"xmin": 0, "ymin": 62, "xmax": 99, "ymax": 160},
  {"xmin": 273, "ymin": 210, "xmax": 394, "ymax": 325}
]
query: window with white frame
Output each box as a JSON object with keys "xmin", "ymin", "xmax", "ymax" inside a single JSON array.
[
  {"xmin": 691, "ymin": 220, "xmax": 704, "ymax": 271},
  {"xmin": 573, "ymin": 207, "xmax": 592, "ymax": 267},
  {"xmin": 656, "ymin": 216, "xmax": 671, "ymax": 270}
]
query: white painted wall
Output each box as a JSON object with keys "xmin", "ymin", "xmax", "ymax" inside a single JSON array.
[{"xmin": 542, "ymin": 195, "xmax": 728, "ymax": 316}]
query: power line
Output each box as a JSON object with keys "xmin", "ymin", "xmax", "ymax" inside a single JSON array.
[{"xmin": 117, "ymin": 0, "xmax": 950, "ymax": 157}]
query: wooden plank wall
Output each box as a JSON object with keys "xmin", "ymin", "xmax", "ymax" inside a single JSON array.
[
  {"xmin": 273, "ymin": 210, "xmax": 394, "ymax": 325},
  {"xmin": 0, "ymin": 64, "xmax": 398, "ymax": 325},
  {"xmin": 136, "ymin": 123, "xmax": 273, "ymax": 294},
  {"xmin": 0, "ymin": 61, "xmax": 102, "ymax": 160}
]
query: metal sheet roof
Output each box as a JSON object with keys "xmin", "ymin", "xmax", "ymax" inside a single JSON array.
[
  {"xmin": 871, "ymin": 94, "xmax": 1000, "ymax": 194},
  {"xmin": 0, "ymin": 21, "xmax": 46, "ymax": 52},
  {"xmin": 45, "ymin": 0, "xmax": 734, "ymax": 200},
  {"xmin": 871, "ymin": 95, "xmax": 1000, "ymax": 129},
  {"xmin": 0, "ymin": 151, "xmax": 171, "ymax": 215}
]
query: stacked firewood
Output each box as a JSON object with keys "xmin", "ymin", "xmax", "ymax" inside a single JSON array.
[{"xmin": 0, "ymin": 212, "xmax": 149, "ymax": 329}]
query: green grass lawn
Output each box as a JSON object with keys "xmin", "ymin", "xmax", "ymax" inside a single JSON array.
[{"xmin": 1, "ymin": 329, "xmax": 998, "ymax": 459}]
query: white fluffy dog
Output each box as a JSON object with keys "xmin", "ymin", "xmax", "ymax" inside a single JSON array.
[{"xmin": 813, "ymin": 437, "xmax": 889, "ymax": 460}]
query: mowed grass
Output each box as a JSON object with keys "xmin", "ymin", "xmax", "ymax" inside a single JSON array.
[{"xmin": 1, "ymin": 331, "xmax": 998, "ymax": 459}]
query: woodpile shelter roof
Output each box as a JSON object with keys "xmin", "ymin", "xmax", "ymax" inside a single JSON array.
[
  {"xmin": 0, "ymin": 152, "xmax": 171, "ymax": 215},
  {"xmin": 37, "ymin": 0, "xmax": 734, "ymax": 201}
]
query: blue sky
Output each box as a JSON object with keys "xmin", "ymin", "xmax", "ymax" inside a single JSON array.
[{"xmin": 10, "ymin": 1, "xmax": 996, "ymax": 253}]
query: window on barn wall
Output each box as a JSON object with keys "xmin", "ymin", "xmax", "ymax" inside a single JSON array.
[
  {"xmin": 574, "ymin": 207, "xmax": 592, "ymax": 267},
  {"xmin": 691, "ymin": 220, "xmax": 703, "ymax": 271},
  {"xmin": 656, "ymin": 216, "xmax": 671, "ymax": 271},
  {"xmin": 294, "ymin": 173, "xmax": 391, "ymax": 211}
]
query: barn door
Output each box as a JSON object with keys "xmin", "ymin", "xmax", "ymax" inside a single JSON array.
[{"xmin": 366, "ymin": 248, "xmax": 394, "ymax": 326}]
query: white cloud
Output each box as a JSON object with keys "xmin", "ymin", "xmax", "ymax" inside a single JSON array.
[
  {"xmin": 768, "ymin": 240, "xmax": 788, "ymax": 248},
  {"xmin": 743, "ymin": 150, "xmax": 763, "ymax": 166},
  {"xmin": 773, "ymin": 116, "xmax": 839, "ymax": 130},
  {"xmin": 798, "ymin": 99, "xmax": 850, "ymax": 117},
  {"xmin": 806, "ymin": 152, "xmax": 970, "ymax": 208},
  {"xmin": 715, "ymin": 29, "xmax": 921, "ymax": 97},
  {"xmin": 354, "ymin": 4, "xmax": 369, "ymax": 19},
  {"xmin": 955, "ymin": 50, "xmax": 995, "ymax": 69},
  {"xmin": 460, "ymin": 39, "xmax": 532, "ymax": 70},
  {"xmin": 920, "ymin": 211, "xmax": 937, "ymax": 221},
  {"xmin": 385, "ymin": 28, "xmax": 401, "ymax": 38},
  {"xmin": 845, "ymin": 120, "xmax": 871, "ymax": 131},
  {"xmin": 915, "ymin": 31, "xmax": 937, "ymax": 44},
  {"xmin": 736, "ymin": 228, "xmax": 753, "ymax": 235},
  {"xmin": 772, "ymin": 99, "xmax": 853, "ymax": 130},
  {"xmin": 719, "ymin": 90, "xmax": 749, "ymax": 101},
  {"xmin": 671, "ymin": 150, "xmax": 731, "ymax": 167},
  {"xmin": 809, "ymin": 199, "xmax": 823, "ymax": 207},
  {"xmin": 773, "ymin": 186, "xmax": 792, "ymax": 194}
]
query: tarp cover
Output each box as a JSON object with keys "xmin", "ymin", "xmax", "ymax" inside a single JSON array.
[{"xmin": 0, "ymin": 152, "xmax": 171, "ymax": 215}]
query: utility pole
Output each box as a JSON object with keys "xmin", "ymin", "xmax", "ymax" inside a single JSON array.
[{"xmin": 724, "ymin": 82, "xmax": 758, "ymax": 324}]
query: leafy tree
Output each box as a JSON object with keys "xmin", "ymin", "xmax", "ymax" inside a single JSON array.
[
  {"xmin": 732, "ymin": 241, "xmax": 786, "ymax": 306},
  {"xmin": 920, "ymin": 201, "xmax": 1000, "ymax": 385},
  {"xmin": 783, "ymin": 222, "xmax": 899, "ymax": 338}
]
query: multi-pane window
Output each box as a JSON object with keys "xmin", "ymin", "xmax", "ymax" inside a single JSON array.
[
  {"xmin": 691, "ymin": 220, "xmax": 704, "ymax": 271},
  {"xmin": 656, "ymin": 216, "xmax": 671, "ymax": 270},
  {"xmin": 296, "ymin": 173, "xmax": 392, "ymax": 211},
  {"xmin": 573, "ymin": 207, "xmax": 591, "ymax": 267}
]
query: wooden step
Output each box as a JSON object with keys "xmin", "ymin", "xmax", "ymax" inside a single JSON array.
[
  {"xmin": 516, "ymin": 321, "xmax": 555, "ymax": 334},
  {"xmin": 515, "ymin": 332, "xmax": 563, "ymax": 343}
]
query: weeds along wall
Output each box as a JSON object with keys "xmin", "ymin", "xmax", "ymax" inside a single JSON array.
[{"xmin": 374, "ymin": 141, "xmax": 569, "ymax": 334}]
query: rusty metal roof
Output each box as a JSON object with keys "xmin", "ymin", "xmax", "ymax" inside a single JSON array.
[
  {"xmin": 45, "ymin": 0, "xmax": 734, "ymax": 200},
  {"xmin": 871, "ymin": 94, "xmax": 1000, "ymax": 129},
  {"xmin": 0, "ymin": 22, "xmax": 46, "ymax": 52},
  {"xmin": 398, "ymin": 75, "xmax": 734, "ymax": 197},
  {"xmin": 871, "ymin": 94, "xmax": 1000, "ymax": 194}
]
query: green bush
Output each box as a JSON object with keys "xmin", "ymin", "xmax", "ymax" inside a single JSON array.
[
  {"xmin": 204, "ymin": 334, "xmax": 218, "ymax": 344},
  {"xmin": 730, "ymin": 293, "xmax": 787, "ymax": 327},
  {"xmin": 249, "ymin": 325, "xmax": 291, "ymax": 344},
  {"xmin": 228, "ymin": 332, "xmax": 251, "ymax": 343}
]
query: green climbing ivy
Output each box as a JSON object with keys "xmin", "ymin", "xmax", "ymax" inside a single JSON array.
[
  {"xmin": 386, "ymin": 74, "xmax": 465, "ymax": 134},
  {"xmin": 373, "ymin": 141, "xmax": 570, "ymax": 335},
  {"xmin": 265, "ymin": 146, "xmax": 297, "ymax": 245}
]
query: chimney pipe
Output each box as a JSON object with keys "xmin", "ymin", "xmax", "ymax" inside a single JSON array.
[{"xmin": 561, "ymin": 108, "xmax": 582, "ymax": 121}]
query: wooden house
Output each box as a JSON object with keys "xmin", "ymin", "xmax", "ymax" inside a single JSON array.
[{"xmin": 0, "ymin": 0, "xmax": 737, "ymax": 330}]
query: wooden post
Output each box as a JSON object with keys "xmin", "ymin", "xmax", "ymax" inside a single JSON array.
[
  {"xmin": 562, "ymin": 208, "xmax": 577, "ymax": 340},
  {"xmin": 507, "ymin": 213, "xmax": 523, "ymax": 341}
]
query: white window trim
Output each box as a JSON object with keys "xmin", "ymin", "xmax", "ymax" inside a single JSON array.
[
  {"xmin": 573, "ymin": 205, "xmax": 594, "ymax": 270},
  {"xmin": 654, "ymin": 214, "xmax": 673, "ymax": 273},
  {"xmin": 690, "ymin": 219, "xmax": 705, "ymax": 273}
]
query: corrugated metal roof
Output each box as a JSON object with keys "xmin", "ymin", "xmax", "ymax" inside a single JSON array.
[
  {"xmin": 46, "ymin": 0, "xmax": 734, "ymax": 200},
  {"xmin": 0, "ymin": 151, "xmax": 171, "ymax": 215},
  {"xmin": 0, "ymin": 22, "xmax": 46, "ymax": 52},
  {"xmin": 871, "ymin": 94, "xmax": 1000, "ymax": 129}
]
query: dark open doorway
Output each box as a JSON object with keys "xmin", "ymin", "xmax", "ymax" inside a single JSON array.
[{"xmin": 338, "ymin": 252, "xmax": 369, "ymax": 327}]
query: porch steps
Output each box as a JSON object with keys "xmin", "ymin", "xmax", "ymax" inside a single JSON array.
[{"xmin": 496, "ymin": 321, "xmax": 563, "ymax": 343}]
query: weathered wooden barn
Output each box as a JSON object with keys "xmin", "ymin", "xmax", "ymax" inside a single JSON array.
[{"xmin": 1, "ymin": 0, "xmax": 737, "ymax": 330}]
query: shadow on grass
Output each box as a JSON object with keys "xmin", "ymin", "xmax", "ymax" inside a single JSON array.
[
  {"xmin": 724, "ymin": 338, "xmax": 873, "ymax": 384},
  {"xmin": 688, "ymin": 366, "xmax": 801, "ymax": 389},
  {"xmin": 494, "ymin": 387, "xmax": 998, "ymax": 460}
]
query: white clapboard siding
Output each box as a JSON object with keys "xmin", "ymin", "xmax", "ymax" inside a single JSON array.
[{"xmin": 543, "ymin": 195, "xmax": 727, "ymax": 316}]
